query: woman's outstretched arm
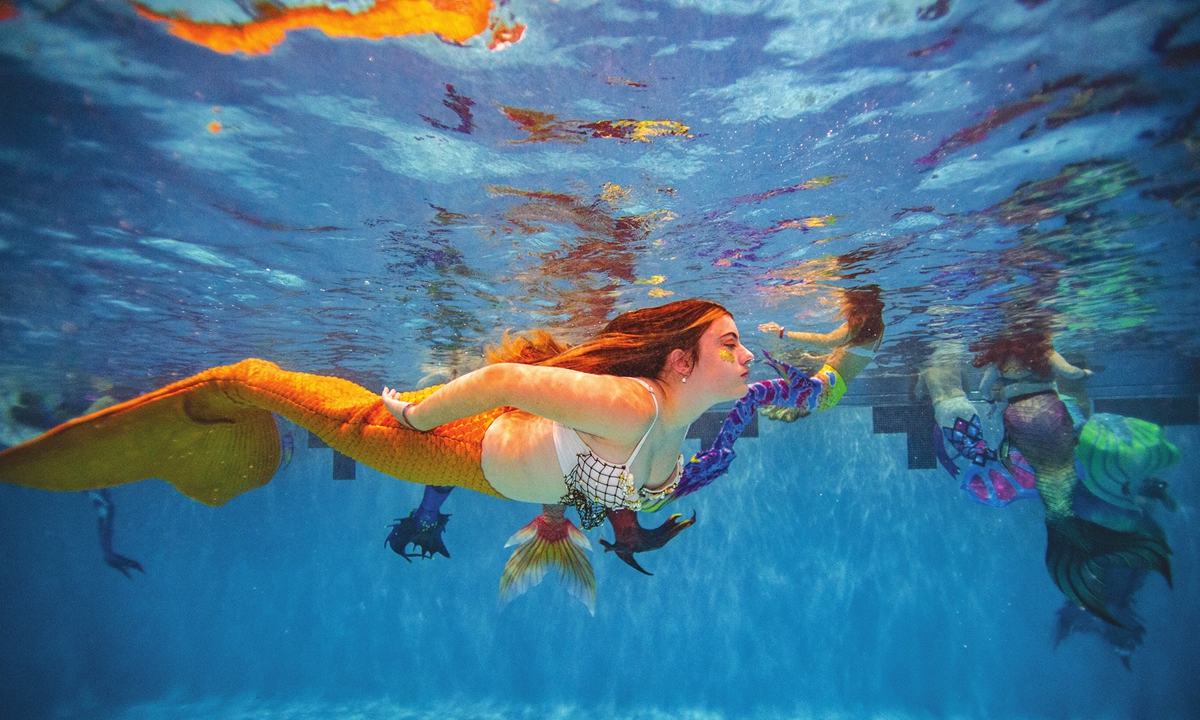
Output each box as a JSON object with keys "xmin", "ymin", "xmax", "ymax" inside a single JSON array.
[
  {"xmin": 1048, "ymin": 351, "xmax": 1092, "ymax": 380},
  {"xmin": 758, "ymin": 321, "xmax": 849, "ymax": 350},
  {"xmin": 387, "ymin": 363, "xmax": 655, "ymax": 441}
]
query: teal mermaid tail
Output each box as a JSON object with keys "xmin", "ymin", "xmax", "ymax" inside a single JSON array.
[
  {"xmin": 1003, "ymin": 392, "xmax": 1172, "ymax": 625},
  {"xmin": 1045, "ymin": 515, "xmax": 1172, "ymax": 626}
]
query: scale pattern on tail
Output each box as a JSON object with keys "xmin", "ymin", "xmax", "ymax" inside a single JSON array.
[
  {"xmin": 1046, "ymin": 516, "xmax": 1172, "ymax": 626},
  {"xmin": 0, "ymin": 359, "xmax": 510, "ymax": 505}
]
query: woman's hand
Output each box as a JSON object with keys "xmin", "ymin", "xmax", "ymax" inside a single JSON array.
[
  {"xmin": 759, "ymin": 321, "xmax": 783, "ymax": 336},
  {"xmin": 382, "ymin": 387, "xmax": 423, "ymax": 431}
]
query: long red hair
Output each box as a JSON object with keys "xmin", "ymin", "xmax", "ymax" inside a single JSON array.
[
  {"xmin": 839, "ymin": 285, "xmax": 885, "ymax": 347},
  {"xmin": 486, "ymin": 299, "xmax": 731, "ymax": 378},
  {"xmin": 970, "ymin": 332, "xmax": 1054, "ymax": 377}
]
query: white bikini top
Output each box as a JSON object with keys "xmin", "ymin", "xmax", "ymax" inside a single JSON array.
[
  {"xmin": 552, "ymin": 378, "xmax": 681, "ymax": 528},
  {"xmin": 844, "ymin": 332, "xmax": 884, "ymax": 361}
]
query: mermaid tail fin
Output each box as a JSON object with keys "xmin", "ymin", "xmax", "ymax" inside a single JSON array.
[
  {"xmin": 943, "ymin": 416, "xmax": 1038, "ymax": 507},
  {"xmin": 499, "ymin": 505, "xmax": 596, "ymax": 615},
  {"xmin": 0, "ymin": 359, "xmax": 508, "ymax": 505},
  {"xmin": 959, "ymin": 446, "xmax": 1039, "ymax": 507},
  {"xmin": 1076, "ymin": 414, "xmax": 1180, "ymax": 511},
  {"xmin": 0, "ymin": 367, "xmax": 282, "ymax": 506},
  {"xmin": 385, "ymin": 486, "xmax": 454, "ymax": 561},
  {"xmin": 1045, "ymin": 516, "xmax": 1172, "ymax": 626}
]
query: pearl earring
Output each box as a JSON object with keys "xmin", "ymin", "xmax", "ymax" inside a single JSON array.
[{"xmin": 681, "ymin": 375, "xmax": 688, "ymax": 384}]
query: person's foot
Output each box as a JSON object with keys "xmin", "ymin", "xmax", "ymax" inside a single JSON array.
[{"xmin": 102, "ymin": 551, "xmax": 145, "ymax": 579}]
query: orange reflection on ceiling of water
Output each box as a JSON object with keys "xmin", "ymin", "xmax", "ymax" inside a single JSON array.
[
  {"xmin": 484, "ymin": 184, "xmax": 674, "ymax": 240},
  {"xmin": 132, "ymin": 0, "xmax": 517, "ymax": 55},
  {"xmin": 486, "ymin": 183, "xmax": 679, "ymax": 330}
]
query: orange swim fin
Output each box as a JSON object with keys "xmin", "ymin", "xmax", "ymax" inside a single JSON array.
[
  {"xmin": 499, "ymin": 504, "xmax": 596, "ymax": 614},
  {"xmin": 0, "ymin": 358, "xmax": 508, "ymax": 505}
]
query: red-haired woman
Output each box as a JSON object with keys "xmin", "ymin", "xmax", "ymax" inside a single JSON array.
[
  {"xmin": 0, "ymin": 300, "xmax": 765, "ymax": 612},
  {"xmin": 384, "ymin": 300, "xmax": 754, "ymax": 508},
  {"xmin": 756, "ymin": 285, "xmax": 884, "ymax": 420},
  {"xmin": 972, "ymin": 332, "xmax": 1170, "ymax": 626},
  {"xmin": 381, "ymin": 299, "xmax": 761, "ymax": 609}
]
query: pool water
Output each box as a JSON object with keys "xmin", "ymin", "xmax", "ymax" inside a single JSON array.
[{"xmin": 1, "ymin": 1, "xmax": 1198, "ymax": 718}]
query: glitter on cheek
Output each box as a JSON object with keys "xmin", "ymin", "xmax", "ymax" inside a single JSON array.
[{"xmin": 718, "ymin": 348, "xmax": 736, "ymax": 364}]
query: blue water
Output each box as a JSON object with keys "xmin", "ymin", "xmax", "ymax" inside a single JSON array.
[{"xmin": 1, "ymin": 0, "xmax": 1199, "ymax": 718}]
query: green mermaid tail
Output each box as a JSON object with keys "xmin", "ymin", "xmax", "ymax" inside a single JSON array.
[
  {"xmin": 1003, "ymin": 392, "xmax": 1173, "ymax": 626},
  {"xmin": 1076, "ymin": 413, "xmax": 1181, "ymax": 511},
  {"xmin": 1045, "ymin": 514, "xmax": 1172, "ymax": 626}
]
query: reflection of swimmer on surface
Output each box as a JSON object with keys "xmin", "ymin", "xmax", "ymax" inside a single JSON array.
[
  {"xmin": 972, "ymin": 333, "xmax": 1172, "ymax": 626},
  {"xmin": 757, "ymin": 285, "xmax": 884, "ymax": 422},
  {"xmin": 1, "ymin": 300, "xmax": 830, "ymax": 611},
  {"xmin": 917, "ymin": 341, "xmax": 1037, "ymax": 506}
]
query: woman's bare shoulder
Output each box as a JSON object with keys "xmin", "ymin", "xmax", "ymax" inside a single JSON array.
[{"xmin": 490, "ymin": 364, "xmax": 657, "ymax": 442}]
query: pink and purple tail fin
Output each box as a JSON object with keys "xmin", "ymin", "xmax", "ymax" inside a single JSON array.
[
  {"xmin": 499, "ymin": 504, "xmax": 596, "ymax": 615},
  {"xmin": 942, "ymin": 415, "xmax": 1039, "ymax": 507}
]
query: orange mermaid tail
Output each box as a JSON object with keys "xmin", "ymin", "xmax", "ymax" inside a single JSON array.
[{"xmin": 0, "ymin": 358, "xmax": 508, "ymax": 506}]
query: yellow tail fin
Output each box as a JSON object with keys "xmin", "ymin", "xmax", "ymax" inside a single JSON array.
[{"xmin": 499, "ymin": 504, "xmax": 596, "ymax": 615}]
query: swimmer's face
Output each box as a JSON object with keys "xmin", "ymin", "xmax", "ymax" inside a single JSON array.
[{"xmin": 692, "ymin": 315, "xmax": 754, "ymax": 400}]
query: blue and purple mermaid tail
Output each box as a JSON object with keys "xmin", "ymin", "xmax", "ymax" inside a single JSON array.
[{"xmin": 672, "ymin": 349, "xmax": 828, "ymax": 499}]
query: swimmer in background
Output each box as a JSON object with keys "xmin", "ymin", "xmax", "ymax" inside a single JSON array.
[
  {"xmin": 74, "ymin": 395, "xmax": 145, "ymax": 577},
  {"xmin": 977, "ymin": 338, "xmax": 1093, "ymax": 408},
  {"xmin": 916, "ymin": 340, "xmax": 977, "ymax": 433},
  {"xmin": 972, "ymin": 331, "xmax": 1171, "ymax": 626},
  {"xmin": 757, "ymin": 285, "xmax": 884, "ymax": 421},
  {"xmin": 88, "ymin": 489, "xmax": 144, "ymax": 579},
  {"xmin": 1055, "ymin": 411, "xmax": 1181, "ymax": 664},
  {"xmin": 917, "ymin": 340, "xmax": 1038, "ymax": 506},
  {"xmin": 1054, "ymin": 481, "xmax": 1175, "ymax": 670},
  {"xmin": 6, "ymin": 387, "xmax": 144, "ymax": 576}
]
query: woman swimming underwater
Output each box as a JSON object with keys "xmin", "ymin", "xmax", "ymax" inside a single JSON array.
[
  {"xmin": 381, "ymin": 300, "xmax": 753, "ymax": 509},
  {"xmin": 0, "ymin": 299, "xmax": 842, "ymax": 612},
  {"xmin": 973, "ymin": 332, "xmax": 1172, "ymax": 626},
  {"xmin": 0, "ymin": 300, "xmax": 828, "ymax": 514},
  {"xmin": 756, "ymin": 285, "xmax": 884, "ymax": 421}
]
